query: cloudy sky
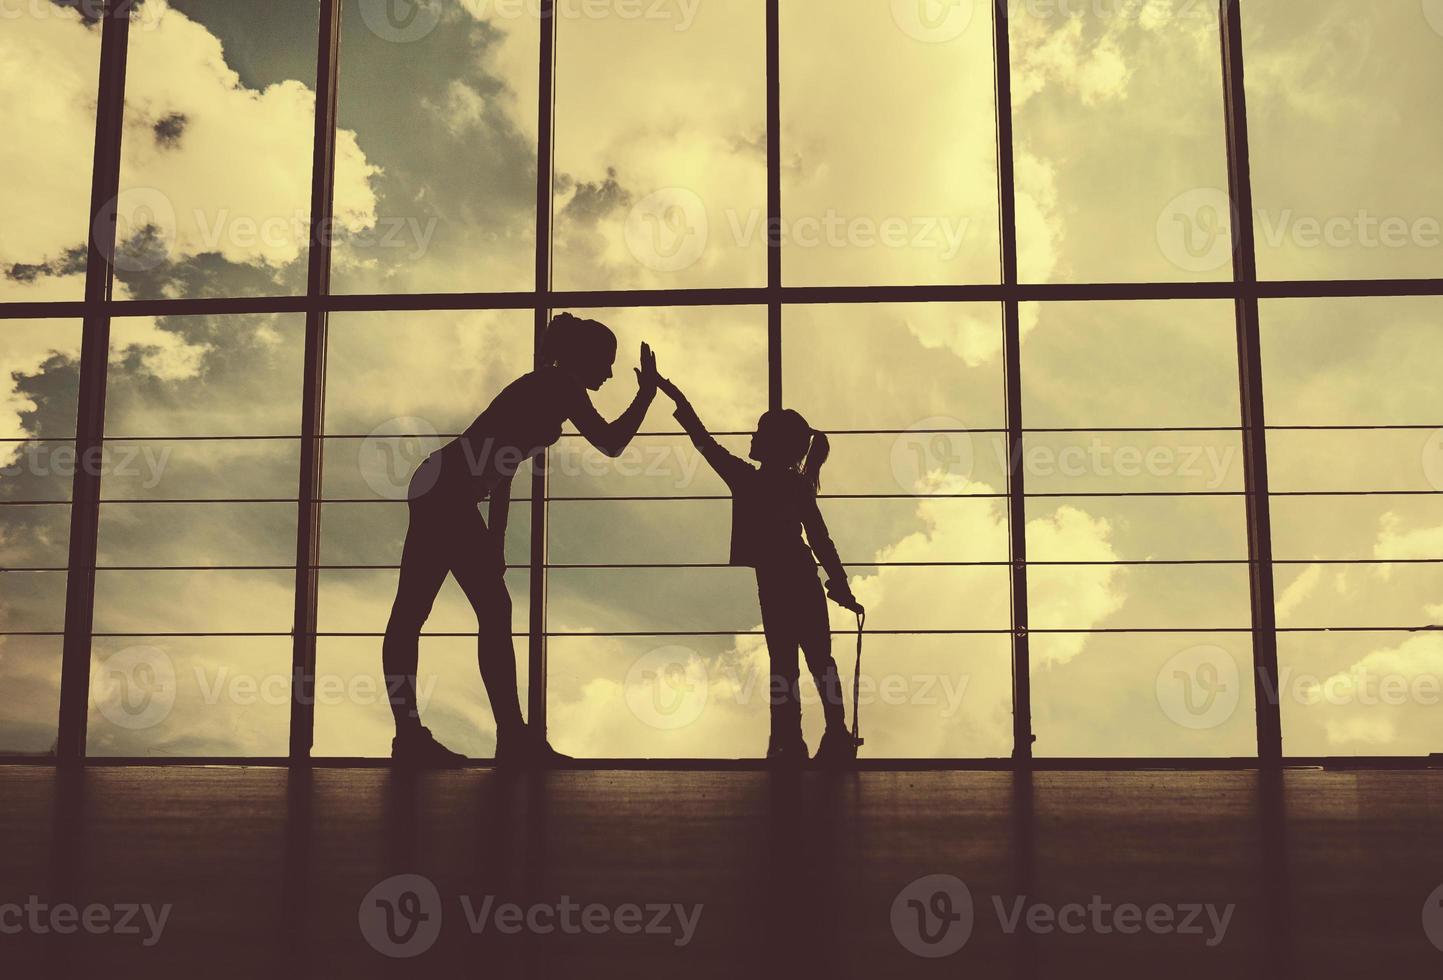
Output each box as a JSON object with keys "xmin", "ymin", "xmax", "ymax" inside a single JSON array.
[{"xmin": 2, "ymin": 0, "xmax": 1441, "ymax": 759}]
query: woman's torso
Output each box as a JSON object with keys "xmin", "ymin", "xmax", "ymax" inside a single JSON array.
[{"xmin": 426, "ymin": 367, "xmax": 573, "ymax": 502}]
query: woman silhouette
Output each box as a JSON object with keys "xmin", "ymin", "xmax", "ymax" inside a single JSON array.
[{"xmin": 384, "ymin": 312, "xmax": 658, "ymax": 766}]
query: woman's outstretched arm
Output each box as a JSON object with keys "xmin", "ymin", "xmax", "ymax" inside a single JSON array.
[{"xmin": 565, "ymin": 342, "xmax": 658, "ymax": 458}]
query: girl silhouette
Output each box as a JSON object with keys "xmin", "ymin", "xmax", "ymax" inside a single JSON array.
[
  {"xmin": 656, "ymin": 374, "xmax": 864, "ymax": 766},
  {"xmin": 384, "ymin": 312, "xmax": 659, "ymax": 766}
]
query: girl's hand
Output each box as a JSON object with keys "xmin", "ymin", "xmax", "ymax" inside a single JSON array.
[
  {"xmin": 826, "ymin": 579, "xmax": 864, "ymax": 614},
  {"xmin": 656, "ymin": 374, "xmax": 683, "ymax": 401}
]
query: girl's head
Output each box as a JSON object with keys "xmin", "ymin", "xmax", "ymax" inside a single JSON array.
[
  {"xmin": 749, "ymin": 408, "xmax": 830, "ymax": 492},
  {"xmin": 541, "ymin": 312, "xmax": 617, "ymax": 390}
]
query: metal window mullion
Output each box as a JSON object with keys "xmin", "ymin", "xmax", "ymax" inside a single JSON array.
[
  {"xmin": 1220, "ymin": 0, "xmax": 1282, "ymax": 764},
  {"xmin": 56, "ymin": 0, "xmax": 132, "ymax": 764},
  {"xmin": 288, "ymin": 0, "xmax": 343, "ymax": 762},
  {"xmin": 528, "ymin": 0, "xmax": 558, "ymax": 738},
  {"xmin": 766, "ymin": 0, "xmax": 781, "ymax": 410},
  {"xmin": 993, "ymin": 3, "xmax": 1033, "ymax": 765}
]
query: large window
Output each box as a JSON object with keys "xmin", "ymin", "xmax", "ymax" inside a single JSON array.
[{"xmin": 2, "ymin": 0, "xmax": 1440, "ymax": 762}]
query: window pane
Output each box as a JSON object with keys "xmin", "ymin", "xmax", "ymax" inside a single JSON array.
[
  {"xmin": 1, "ymin": 320, "xmax": 82, "ymax": 440},
  {"xmin": 86, "ymin": 637, "xmax": 291, "ymax": 757},
  {"xmin": 0, "ymin": 638, "xmax": 63, "ymax": 754},
  {"xmin": 334, "ymin": 0, "xmax": 539, "ymax": 293},
  {"xmin": 1033, "ymin": 632, "xmax": 1258, "ymax": 757},
  {"xmin": 1244, "ymin": 1, "xmax": 1443, "ymax": 280},
  {"xmin": 1, "ymin": 320, "xmax": 82, "ymax": 755},
  {"xmin": 551, "ymin": 1, "xmax": 766, "ymax": 289},
  {"xmin": 784, "ymin": 304, "xmax": 1004, "ymax": 431},
  {"xmin": 1026, "ymin": 565, "xmax": 1250, "ymax": 631},
  {"xmin": 314, "ymin": 638, "xmax": 530, "ymax": 758},
  {"xmin": 1262, "ymin": 297, "xmax": 1443, "ymax": 426},
  {"xmin": 1026, "ymin": 497, "xmax": 1248, "ymax": 562},
  {"xmin": 780, "ymin": 0, "xmax": 998, "ymax": 285},
  {"xmin": 0, "ymin": 7, "xmax": 99, "ymax": 303},
  {"xmin": 1010, "ymin": 1, "xmax": 1231, "ymax": 282},
  {"xmin": 1021, "ymin": 431, "xmax": 1245, "ymax": 494},
  {"xmin": 1278, "ymin": 631, "xmax": 1443, "ymax": 757},
  {"xmin": 1021, "ymin": 301, "xmax": 1240, "ymax": 428},
  {"xmin": 115, "ymin": 0, "xmax": 320, "ymax": 299},
  {"xmin": 546, "ymin": 634, "xmax": 1013, "ymax": 759}
]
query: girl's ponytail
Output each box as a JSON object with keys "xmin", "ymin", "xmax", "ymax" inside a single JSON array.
[{"xmin": 801, "ymin": 430, "xmax": 829, "ymax": 494}]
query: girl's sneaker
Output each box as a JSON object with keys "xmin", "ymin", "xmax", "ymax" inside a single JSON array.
[
  {"xmin": 812, "ymin": 728, "xmax": 859, "ymax": 768},
  {"xmin": 391, "ymin": 725, "xmax": 468, "ymax": 768},
  {"xmin": 766, "ymin": 734, "xmax": 809, "ymax": 768},
  {"xmin": 495, "ymin": 727, "xmax": 573, "ymax": 768}
]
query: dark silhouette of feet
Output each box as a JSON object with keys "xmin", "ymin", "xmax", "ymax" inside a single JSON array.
[
  {"xmin": 495, "ymin": 726, "xmax": 573, "ymax": 768},
  {"xmin": 391, "ymin": 725, "xmax": 467, "ymax": 768},
  {"xmin": 767, "ymin": 734, "xmax": 808, "ymax": 768},
  {"xmin": 812, "ymin": 728, "xmax": 859, "ymax": 768}
]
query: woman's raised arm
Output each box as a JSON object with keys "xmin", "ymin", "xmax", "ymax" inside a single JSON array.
[{"xmin": 565, "ymin": 342, "xmax": 658, "ymax": 458}]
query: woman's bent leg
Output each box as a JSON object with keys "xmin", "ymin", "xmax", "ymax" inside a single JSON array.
[
  {"xmin": 382, "ymin": 502, "xmax": 450, "ymax": 733},
  {"xmin": 447, "ymin": 514, "xmax": 526, "ymax": 742}
]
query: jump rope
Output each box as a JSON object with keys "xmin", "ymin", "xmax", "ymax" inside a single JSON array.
[{"xmin": 827, "ymin": 582, "xmax": 867, "ymax": 752}]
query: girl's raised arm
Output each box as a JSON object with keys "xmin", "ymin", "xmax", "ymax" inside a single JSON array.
[{"xmin": 659, "ymin": 376, "xmax": 753, "ymax": 489}]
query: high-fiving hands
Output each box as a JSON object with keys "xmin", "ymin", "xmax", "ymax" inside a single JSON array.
[{"xmin": 634, "ymin": 342, "xmax": 660, "ymax": 392}]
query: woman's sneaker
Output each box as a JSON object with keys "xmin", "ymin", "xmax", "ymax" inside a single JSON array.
[
  {"xmin": 391, "ymin": 725, "xmax": 468, "ymax": 768},
  {"xmin": 812, "ymin": 729, "xmax": 859, "ymax": 768}
]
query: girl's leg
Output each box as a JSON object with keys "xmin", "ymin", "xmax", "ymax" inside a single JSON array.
[
  {"xmin": 759, "ymin": 580, "xmax": 805, "ymax": 752},
  {"xmin": 798, "ymin": 584, "xmax": 846, "ymax": 735},
  {"xmin": 382, "ymin": 502, "xmax": 451, "ymax": 733},
  {"xmin": 446, "ymin": 510, "xmax": 526, "ymax": 742}
]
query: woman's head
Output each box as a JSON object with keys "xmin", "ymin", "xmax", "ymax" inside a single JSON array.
[
  {"xmin": 541, "ymin": 312, "xmax": 617, "ymax": 390},
  {"xmin": 750, "ymin": 408, "xmax": 830, "ymax": 492}
]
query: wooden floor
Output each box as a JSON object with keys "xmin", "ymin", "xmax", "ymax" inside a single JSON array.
[{"xmin": 2, "ymin": 767, "xmax": 1441, "ymax": 978}]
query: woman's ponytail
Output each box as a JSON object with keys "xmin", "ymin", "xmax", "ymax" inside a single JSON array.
[{"xmin": 801, "ymin": 430, "xmax": 829, "ymax": 494}]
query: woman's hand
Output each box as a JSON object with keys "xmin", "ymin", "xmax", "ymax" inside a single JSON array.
[{"xmin": 634, "ymin": 342, "xmax": 659, "ymax": 392}]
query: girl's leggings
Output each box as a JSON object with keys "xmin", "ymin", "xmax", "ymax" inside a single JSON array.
[{"xmin": 757, "ymin": 563, "xmax": 846, "ymax": 740}]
